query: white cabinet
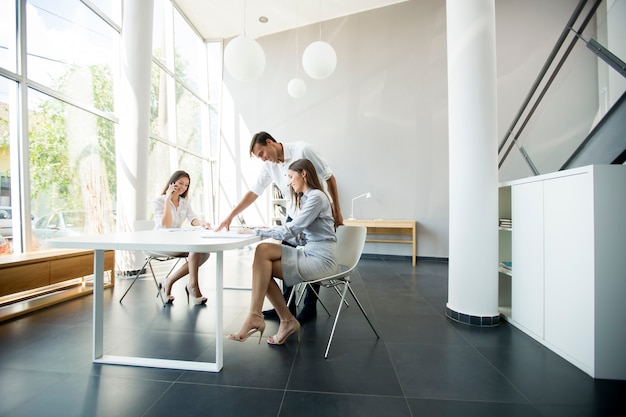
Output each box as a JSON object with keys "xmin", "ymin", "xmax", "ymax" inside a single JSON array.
[
  {"xmin": 511, "ymin": 181, "xmax": 544, "ymax": 339},
  {"xmin": 499, "ymin": 165, "xmax": 626, "ymax": 379},
  {"xmin": 543, "ymin": 173, "xmax": 595, "ymax": 375}
]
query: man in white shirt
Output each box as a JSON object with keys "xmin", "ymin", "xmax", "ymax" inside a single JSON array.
[{"xmin": 216, "ymin": 131, "xmax": 344, "ymax": 322}]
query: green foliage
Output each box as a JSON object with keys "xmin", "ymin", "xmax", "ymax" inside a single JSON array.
[
  {"xmin": 29, "ymin": 100, "xmax": 71, "ymax": 206},
  {"xmin": 91, "ymin": 65, "xmax": 117, "ymax": 195},
  {"xmin": 29, "ymin": 63, "xmax": 116, "ymax": 212}
]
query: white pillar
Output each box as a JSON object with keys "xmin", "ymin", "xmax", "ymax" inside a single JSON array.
[
  {"xmin": 446, "ymin": 0, "xmax": 499, "ymax": 325},
  {"xmin": 116, "ymin": 0, "xmax": 154, "ymax": 272}
]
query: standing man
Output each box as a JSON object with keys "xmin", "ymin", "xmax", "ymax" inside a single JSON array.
[{"xmin": 216, "ymin": 131, "xmax": 344, "ymax": 323}]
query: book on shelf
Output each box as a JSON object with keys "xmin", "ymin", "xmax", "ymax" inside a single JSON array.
[
  {"xmin": 499, "ymin": 218, "xmax": 512, "ymax": 228},
  {"xmin": 273, "ymin": 184, "xmax": 283, "ymax": 199},
  {"xmin": 274, "ymin": 205, "xmax": 286, "ymax": 217}
]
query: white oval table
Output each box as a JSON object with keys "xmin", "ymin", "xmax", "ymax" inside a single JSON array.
[{"xmin": 47, "ymin": 228, "xmax": 261, "ymax": 372}]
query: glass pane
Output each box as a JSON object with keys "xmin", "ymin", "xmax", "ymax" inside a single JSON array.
[
  {"xmin": 176, "ymin": 83, "xmax": 205, "ymax": 155},
  {"xmin": 0, "ymin": 0, "xmax": 17, "ymax": 73},
  {"xmin": 147, "ymin": 138, "xmax": 173, "ymax": 201},
  {"xmin": 28, "ymin": 89, "xmax": 116, "ymax": 250},
  {"xmin": 150, "ymin": 63, "xmax": 170, "ymax": 139},
  {"xmin": 498, "ymin": 1, "xmax": 626, "ymax": 181},
  {"xmin": 89, "ymin": 0, "xmax": 122, "ymax": 26},
  {"xmin": 173, "ymin": 8, "xmax": 207, "ymax": 96},
  {"xmin": 0, "ymin": 77, "xmax": 15, "ymax": 255},
  {"xmin": 207, "ymin": 42, "xmax": 222, "ymax": 102},
  {"xmin": 518, "ymin": 40, "xmax": 599, "ymax": 175},
  {"xmin": 593, "ymin": 0, "xmax": 626, "ymax": 111},
  {"xmin": 26, "ymin": 0, "xmax": 118, "ymax": 113},
  {"xmin": 152, "ymin": 0, "xmax": 167, "ymax": 64},
  {"xmin": 177, "ymin": 150, "xmax": 208, "ymax": 222}
]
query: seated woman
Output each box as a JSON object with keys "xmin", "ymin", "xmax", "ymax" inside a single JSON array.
[
  {"xmin": 229, "ymin": 159, "xmax": 338, "ymax": 345},
  {"xmin": 151, "ymin": 170, "xmax": 211, "ymax": 305}
]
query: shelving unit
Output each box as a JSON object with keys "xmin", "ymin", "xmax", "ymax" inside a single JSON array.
[
  {"xmin": 498, "ymin": 186, "xmax": 512, "ymax": 318},
  {"xmin": 271, "ymin": 183, "xmax": 287, "ymax": 226},
  {"xmin": 498, "ymin": 165, "xmax": 626, "ymax": 380}
]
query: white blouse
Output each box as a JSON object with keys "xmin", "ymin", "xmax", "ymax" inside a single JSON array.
[{"xmin": 151, "ymin": 195, "xmax": 199, "ymax": 229}]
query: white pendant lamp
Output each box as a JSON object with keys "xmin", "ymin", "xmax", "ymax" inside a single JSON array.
[
  {"xmin": 223, "ymin": 0, "xmax": 265, "ymax": 81},
  {"xmin": 288, "ymin": 78, "xmax": 307, "ymax": 98},
  {"xmin": 224, "ymin": 35, "xmax": 265, "ymax": 81},
  {"xmin": 302, "ymin": 0, "xmax": 337, "ymax": 80},
  {"xmin": 302, "ymin": 41, "xmax": 336, "ymax": 80},
  {"xmin": 288, "ymin": 0, "xmax": 307, "ymax": 98}
]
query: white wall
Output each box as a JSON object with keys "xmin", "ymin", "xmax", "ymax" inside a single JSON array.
[{"xmin": 219, "ymin": 0, "xmax": 578, "ymax": 259}]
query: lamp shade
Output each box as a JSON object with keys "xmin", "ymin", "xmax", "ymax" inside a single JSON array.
[
  {"xmin": 224, "ymin": 35, "xmax": 266, "ymax": 81},
  {"xmin": 302, "ymin": 41, "xmax": 337, "ymax": 80},
  {"xmin": 287, "ymin": 78, "xmax": 307, "ymax": 98}
]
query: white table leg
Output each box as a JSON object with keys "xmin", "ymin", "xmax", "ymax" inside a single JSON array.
[
  {"xmin": 215, "ymin": 251, "xmax": 224, "ymax": 371},
  {"xmin": 93, "ymin": 249, "xmax": 104, "ymax": 360}
]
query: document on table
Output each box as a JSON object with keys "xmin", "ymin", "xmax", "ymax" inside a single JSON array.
[{"xmin": 201, "ymin": 230, "xmax": 251, "ymax": 238}]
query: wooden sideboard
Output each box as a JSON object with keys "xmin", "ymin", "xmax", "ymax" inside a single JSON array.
[
  {"xmin": 344, "ymin": 219, "xmax": 417, "ymax": 266},
  {"xmin": 0, "ymin": 249, "xmax": 115, "ymax": 322}
]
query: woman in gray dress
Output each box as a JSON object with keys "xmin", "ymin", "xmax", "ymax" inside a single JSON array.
[{"xmin": 228, "ymin": 159, "xmax": 337, "ymax": 345}]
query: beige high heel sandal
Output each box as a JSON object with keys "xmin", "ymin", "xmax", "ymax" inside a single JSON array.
[
  {"xmin": 228, "ymin": 312, "xmax": 266, "ymax": 344},
  {"xmin": 268, "ymin": 316, "xmax": 301, "ymax": 345},
  {"xmin": 185, "ymin": 285, "xmax": 207, "ymax": 305}
]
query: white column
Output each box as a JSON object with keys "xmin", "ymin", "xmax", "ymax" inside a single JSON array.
[
  {"xmin": 116, "ymin": 0, "xmax": 154, "ymax": 272},
  {"xmin": 446, "ymin": 0, "xmax": 499, "ymax": 325}
]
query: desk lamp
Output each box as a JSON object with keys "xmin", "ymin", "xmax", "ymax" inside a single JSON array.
[{"xmin": 349, "ymin": 192, "xmax": 372, "ymax": 219}]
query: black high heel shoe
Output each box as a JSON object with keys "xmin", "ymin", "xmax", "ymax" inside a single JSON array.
[
  {"xmin": 185, "ymin": 285, "xmax": 207, "ymax": 305},
  {"xmin": 158, "ymin": 280, "xmax": 175, "ymax": 304}
]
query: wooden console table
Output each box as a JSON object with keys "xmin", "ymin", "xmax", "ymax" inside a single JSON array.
[
  {"xmin": 0, "ymin": 249, "xmax": 115, "ymax": 322},
  {"xmin": 344, "ymin": 219, "xmax": 417, "ymax": 266}
]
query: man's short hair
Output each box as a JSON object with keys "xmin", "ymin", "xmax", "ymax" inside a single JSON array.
[{"xmin": 249, "ymin": 131, "xmax": 276, "ymax": 155}]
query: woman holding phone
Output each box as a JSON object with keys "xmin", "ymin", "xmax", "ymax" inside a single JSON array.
[{"xmin": 151, "ymin": 170, "xmax": 211, "ymax": 305}]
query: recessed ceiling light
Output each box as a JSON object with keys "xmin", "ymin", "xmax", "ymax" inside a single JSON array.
[{"xmin": 259, "ymin": 16, "xmax": 268, "ymax": 23}]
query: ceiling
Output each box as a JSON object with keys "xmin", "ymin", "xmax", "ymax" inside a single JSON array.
[{"xmin": 174, "ymin": 0, "xmax": 409, "ymax": 40}]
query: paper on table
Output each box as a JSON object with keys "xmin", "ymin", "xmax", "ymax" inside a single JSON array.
[{"xmin": 201, "ymin": 230, "xmax": 250, "ymax": 238}]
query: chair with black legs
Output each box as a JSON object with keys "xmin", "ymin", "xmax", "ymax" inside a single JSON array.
[
  {"xmin": 288, "ymin": 225, "xmax": 380, "ymax": 358},
  {"xmin": 118, "ymin": 220, "xmax": 188, "ymax": 307}
]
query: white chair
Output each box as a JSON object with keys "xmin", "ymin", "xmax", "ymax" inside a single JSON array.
[
  {"xmin": 118, "ymin": 220, "xmax": 188, "ymax": 306},
  {"xmin": 288, "ymin": 225, "xmax": 380, "ymax": 358}
]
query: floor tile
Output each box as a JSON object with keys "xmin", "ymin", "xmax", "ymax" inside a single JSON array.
[
  {"xmin": 407, "ymin": 398, "xmax": 542, "ymax": 417},
  {"xmin": 4, "ymin": 373, "xmax": 170, "ymax": 417},
  {"xmin": 281, "ymin": 391, "xmax": 412, "ymax": 417},
  {"xmin": 387, "ymin": 343, "xmax": 529, "ymax": 403},
  {"xmin": 288, "ymin": 340, "xmax": 403, "ymax": 396},
  {"xmin": 1, "ymin": 255, "xmax": 624, "ymax": 416},
  {"xmin": 146, "ymin": 383, "xmax": 284, "ymax": 417}
]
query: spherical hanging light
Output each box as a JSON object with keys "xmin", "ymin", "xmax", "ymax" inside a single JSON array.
[
  {"xmin": 287, "ymin": 78, "xmax": 307, "ymax": 98},
  {"xmin": 224, "ymin": 35, "xmax": 266, "ymax": 81},
  {"xmin": 302, "ymin": 40, "xmax": 336, "ymax": 80}
]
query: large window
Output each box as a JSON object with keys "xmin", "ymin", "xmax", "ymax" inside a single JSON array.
[
  {"xmin": 0, "ymin": 0, "xmax": 17, "ymax": 73},
  {"xmin": 0, "ymin": 0, "xmax": 217, "ymax": 258},
  {"xmin": 0, "ymin": 77, "xmax": 16, "ymax": 254},
  {"xmin": 1, "ymin": 0, "xmax": 121, "ymax": 254},
  {"xmin": 28, "ymin": 89, "xmax": 116, "ymax": 249},
  {"xmin": 27, "ymin": 0, "xmax": 119, "ymax": 113},
  {"xmin": 148, "ymin": 0, "xmax": 214, "ymax": 222},
  {"xmin": 24, "ymin": 0, "xmax": 119, "ymax": 250}
]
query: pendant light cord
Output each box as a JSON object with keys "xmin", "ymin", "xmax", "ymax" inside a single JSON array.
[
  {"xmin": 318, "ymin": 0, "xmax": 322, "ymax": 40},
  {"xmin": 242, "ymin": 0, "xmax": 247, "ymax": 36},
  {"xmin": 296, "ymin": 0, "xmax": 300, "ymax": 75}
]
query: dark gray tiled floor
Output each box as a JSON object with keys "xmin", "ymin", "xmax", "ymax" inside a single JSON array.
[{"xmin": 1, "ymin": 251, "xmax": 625, "ymax": 417}]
